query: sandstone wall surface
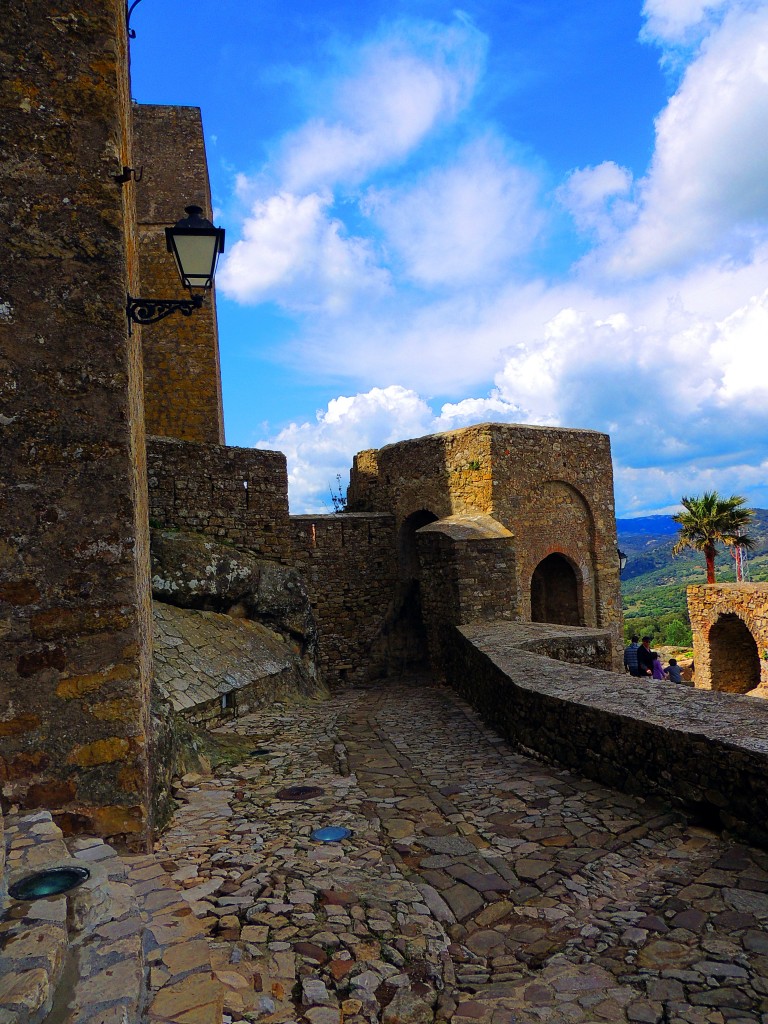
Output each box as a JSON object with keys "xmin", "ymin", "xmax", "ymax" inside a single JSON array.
[
  {"xmin": 447, "ymin": 620, "xmax": 768, "ymax": 847},
  {"xmin": 290, "ymin": 514, "xmax": 399, "ymax": 685},
  {"xmin": 0, "ymin": 0, "xmax": 153, "ymax": 846},
  {"xmin": 133, "ymin": 104, "xmax": 224, "ymax": 445},
  {"xmin": 347, "ymin": 425, "xmax": 494, "ymax": 520},
  {"xmin": 488, "ymin": 425, "xmax": 620, "ymax": 652},
  {"xmin": 147, "ymin": 436, "xmax": 291, "ymax": 562}
]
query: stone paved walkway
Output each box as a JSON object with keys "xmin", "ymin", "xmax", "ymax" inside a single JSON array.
[{"xmin": 156, "ymin": 680, "xmax": 768, "ymax": 1024}]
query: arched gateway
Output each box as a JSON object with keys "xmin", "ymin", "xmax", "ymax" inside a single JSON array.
[
  {"xmin": 531, "ymin": 553, "xmax": 583, "ymax": 626},
  {"xmin": 709, "ymin": 613, "xmax": 760, "ymax": 694},
  {"xmin": 687, "ymin": 584, "xmax": 768, "ymax": 696}
]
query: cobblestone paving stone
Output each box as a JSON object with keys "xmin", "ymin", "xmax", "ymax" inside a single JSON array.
[{"xmin": 155, "ymin": 681, "xmax": 768, "ymax": 1024}]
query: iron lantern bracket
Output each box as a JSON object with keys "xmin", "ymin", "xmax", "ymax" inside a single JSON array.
[{"xmin": 126, "ymin": 293, "xmax": 204, "ymax": 334}]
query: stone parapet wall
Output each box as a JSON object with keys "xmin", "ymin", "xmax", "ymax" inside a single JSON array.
[
  {"xmin": 147, "ymin": 436, "xmax": 291, "ymax": 562},
  {"xmin": 290, "ymin": 514, "xmax": 398, "ymax": 685},
  {"xmin": 445, "ymin": 620, "xmax": 768, "ymax": 847},
  {"xmin": 0, "ymin": 0, "xmax": 153, "ymax": 847},
  {"xmin": 688, "ymin": 583, "xmax": 768, "ymax": 695}
]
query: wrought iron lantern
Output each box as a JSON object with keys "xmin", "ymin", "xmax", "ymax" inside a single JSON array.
[
  {"xmin": 618, "ymin": 548, "xmax": 628, "ymax": 576},
  {"xmin": 126, "ymin": 205, "xmax": 225, "ymax": 333}
]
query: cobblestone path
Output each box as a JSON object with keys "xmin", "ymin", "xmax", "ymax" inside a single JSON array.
[{"xmin": 156, "ymin": 681, "xmax": 768, "ymax": 1024}]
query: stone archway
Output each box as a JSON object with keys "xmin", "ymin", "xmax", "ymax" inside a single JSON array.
[
  {"xmin": 531, "ymin": 553, "xmax": 583, "ymax": 626},
  {"xmin": 709, "ymin": 613, "xmax": 760, "ymax": 694}
]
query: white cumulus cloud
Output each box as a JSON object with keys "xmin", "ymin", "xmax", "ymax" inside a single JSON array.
[
  {"xmin": 604, "ymin": 4, "xmax": 768, "ymax": 276},
  {"xmin": 278, "ymin": 17, "xmax": 487, "ymax": 191},
  {"xmin": 365, "ymin": 136, "xmax": 544, "ymax": 286},
  {"xmin": 218, "ymin": 191, "xmax": 388, "ymax": 311},
  {"xmin": 641, "ymin": 0, "xmax": 736, "ymax": 44},
  {"xmin": 256, "ymin": 386, "xmax": 436, "ymax": 511},
  {"xmin": 557, "ymin": 161, "xmax": 633, "ymax": 242}
]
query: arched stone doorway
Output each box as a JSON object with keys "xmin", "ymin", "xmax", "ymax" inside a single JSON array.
[
  {"xmin": 709, "ymin": 613, "xmax": 760, "ymax": 694},
  {"xmin": 531, "ymin": 553, "xmax": 583, "ymax": 626}
]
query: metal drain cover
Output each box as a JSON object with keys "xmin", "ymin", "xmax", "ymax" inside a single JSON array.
[
  {"xmin": 276, "ymin": 785, "xmax": 325, "ymax": 801},
  {"xmin": 311, "ymin": 826, "xmax": 351, "ymax": 843}
]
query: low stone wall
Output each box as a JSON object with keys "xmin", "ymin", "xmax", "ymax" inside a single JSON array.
[
  {"xmin": 289, "ymin": 513, "xmax": 398, "ymax": 685},
  {"xmin": 446, "ymin": 620, "xmax": 768, "ymax": 847},
  {"xmin": 147, "ymin": 436, "xmax": 291, "ymax": 562}
]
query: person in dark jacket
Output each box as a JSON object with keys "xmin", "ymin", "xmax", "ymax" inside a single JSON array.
[
  {"xmin": 637, "ymin": 636, "xmax": 655, "ymax": 677},
  {"xmin": 623, "ymin": 635, "xmax": 641, "ymax": 676}
]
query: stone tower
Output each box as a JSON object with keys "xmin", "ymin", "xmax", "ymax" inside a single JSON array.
[{"xmin": 1, "ymin": 0, "xmax": 154, "ymax": 846}]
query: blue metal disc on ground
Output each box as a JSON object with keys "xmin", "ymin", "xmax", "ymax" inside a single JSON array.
[
  {"xmin": 9, "ymin": 865, "xmax": 90, "ymax": 901},
  {"xmin": 311, "ymin": 826, "xmax": 351, "ymax": 843}
]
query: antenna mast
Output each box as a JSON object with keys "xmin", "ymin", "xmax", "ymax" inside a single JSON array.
[{"xmin": 731, "ymin": 533, "xmax": 750, "ymax": 582}]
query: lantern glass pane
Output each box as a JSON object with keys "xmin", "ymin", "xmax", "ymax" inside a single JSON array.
[{"xmin": 173, "ymin": 233, "xmax": 218, "ymax": 288}]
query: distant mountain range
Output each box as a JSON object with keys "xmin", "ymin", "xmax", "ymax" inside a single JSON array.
[{"xmin": 616, "ymin": 509, "xmax": 768, "ymax": 637}]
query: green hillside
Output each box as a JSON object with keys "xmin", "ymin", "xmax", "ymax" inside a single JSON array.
[{"xmin": 617, "ymin": 509, "xmax": 768, "ymax": 645}]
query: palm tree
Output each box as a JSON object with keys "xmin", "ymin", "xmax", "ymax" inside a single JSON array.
[{"xmin": 672, "ymin": 491, "xmax": 755, "ymax": 583}]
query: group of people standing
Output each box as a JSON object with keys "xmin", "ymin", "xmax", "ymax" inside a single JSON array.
[{"xmin": 623, "ymin": 635, "xmax": 683, "ymax": 682}]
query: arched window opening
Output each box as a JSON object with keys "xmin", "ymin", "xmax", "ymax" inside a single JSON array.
[
  {"xmin": 531, "ymin": 553, "xmax": 583, "ymax": 626},
  {"xmin": 709, "ymin": 613, "xmax": 760, "ymax": 694}
]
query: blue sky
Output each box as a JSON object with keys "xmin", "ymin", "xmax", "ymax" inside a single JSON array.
[{"xmin": 130, "ymin": 0, "xmax": 768, "ymax": 516}]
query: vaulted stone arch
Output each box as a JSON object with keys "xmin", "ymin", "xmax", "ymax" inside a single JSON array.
[
  {"xmin": 515, "ymin": 480, "xmax": 598, "ymax": 627},
  {"xmin": 688, "ymin": 584, "xmax": 768, "ymax": 697},
  {"xmin": 708, "ymin": 614, "xmax": 760, "ymax": 694},
  {"xmin": 531, "ymin": 552, "xmax": 584, "ymax": 627}
]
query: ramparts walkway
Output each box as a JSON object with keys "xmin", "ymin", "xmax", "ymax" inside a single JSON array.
[{"xmin": 155, "ymin": 681, "xmax": 768, "ymax": 1024}]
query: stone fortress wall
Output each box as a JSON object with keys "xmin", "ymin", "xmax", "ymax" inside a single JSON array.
[
  {"xmin": 446, "ymin": 620, "xmax": 768, "ymax": 848},
  {"xmin": 6, "ymin": 0, "xmax": 761, "ymax": 858},
  {"xmin": 1, "ymin": 5, "xmax": 233, "ymax": 846},
  {"xmin": 147, "ymin": 436, "xmax": 292, "ymax": 563},
  {"xmin": 143, "ymin": 421, "xmax": 624, "ymax": 687},
  {"xmin": 289, "ymin": 514, "xmax": 399, "ymax": 684},
  {"xmin": 1, "ymin": 0, "xmax": 154, "ymax": 847},
  {"xmin": 346, "ymin": 422, "xmax": 624, "ymax": 674}
]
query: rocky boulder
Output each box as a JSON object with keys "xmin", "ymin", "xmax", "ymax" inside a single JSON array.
[{"xmin": 150, "ymin": 529, "xmax": 317, "ymax": 656}]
